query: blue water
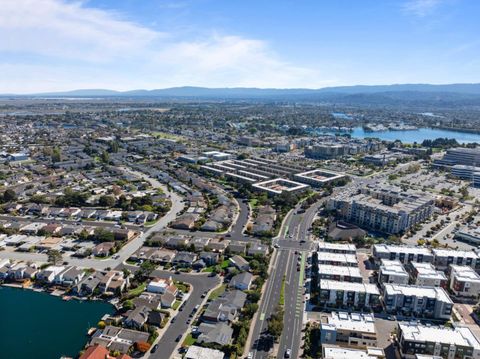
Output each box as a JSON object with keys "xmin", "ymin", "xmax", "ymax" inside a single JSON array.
[
  {"xmin": 0, "ymin": 286, "xmax": 114, "ymax": 359},
  {"xmin": 316, "ymin": 127, "xmax": 480, "ymax": 144}
]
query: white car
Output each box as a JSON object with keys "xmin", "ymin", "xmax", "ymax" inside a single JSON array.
[{"xmin": 247, "ymin": 352, "xmax": 253, "ymax": 359}]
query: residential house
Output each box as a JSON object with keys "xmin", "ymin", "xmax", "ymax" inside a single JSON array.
[
  {"xmin": 229, "ymin": 255, "xmax": 250, "ymax": 271},
  {"xmin": 229, "ymin": 272, "xmax": 253, "ymax": 291},
  {"xmin": 197, "ymin": 323, "xmax": 233, "ymax": 346},
  {"xmin": 92, "ymin": 242, "xmax": 115, "ymax": 257}
]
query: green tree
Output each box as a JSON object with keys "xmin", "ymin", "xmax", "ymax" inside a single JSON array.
[
  {"xmin": 47, "ymin": 249, "xmax": 63, "ymax": 265},
  {"xmin": 3, "ymin": 189, "xmax": 17, "ymax": 202},
  {"xmin": 100, "ymin": 150, "xmax": 110, "ymax": 163},
  {"xmin": 51, "ymin": 147, "xmax": 62, "ymax": 163},
  {"xmin": 98, "ymin": 195, "xmax": 116, "ymax": 208}
]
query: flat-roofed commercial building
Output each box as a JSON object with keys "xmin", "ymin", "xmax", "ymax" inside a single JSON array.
[
  {"xmin": 409, "ymin": 262, "xmax": 447, "ymax": 288},
  {"xmin": 398, "ymin": 323, "xmax": 480, "ymax": 359},
  {"xmin": 319, "ymin": 279, "xmax": 381, "ymax": 311},
  {"xmin": 455, "ymin": 226, "xmax": 480, "ymax": 245},
  {"xmin": 294, "ymin": 169, "xmax": 345, "ymax": 187},
  {"xmin": 372, "ymin": 244, "xmax": 433, "ymax": 265},
  {"xmin": 448, "ymin": 265, "xmax": 480, "ymax": 298},
  {"xmin": 432, "ymin": 249, "xmax": 480, "ymax": 271},
  {"xmin": 252, "ymin": 178, "xmax": 309, "ymax": 195},
  {"xmin": 320, "ymin": 312, "xmax": 377, "ymax": 348},
  {"xmin": 434, "ymin": 147, "xmax": 480, "ymax": 167},
  {"xmin": 378, "ymin": 260, "xmax": 409, "ymax": 286},
  {"xmin": 319, "ymin": 265, "xmax": 363, "ymax": 283},
  {"xmin": 383, "ymin": 284, "xmax": 453, "ymax": 320},
  {"xmin": 322, "ymin": 345, "xmax": 385, "ymax": 359},
  {"xmin": 318, "ymin": 252, "xmax": 358, "ymax": 267},
  {"xmin": 318, "ymin": 242, "xmax": 357, "ymax": 254}
]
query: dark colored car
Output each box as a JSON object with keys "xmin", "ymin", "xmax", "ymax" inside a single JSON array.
[
  {"xmin": 151, "ymin": 344, "xmax": 159, "ymax": 353},
  {"xmin": 176, "ymin": 335, "xmax": 182, "ymax": 342}
]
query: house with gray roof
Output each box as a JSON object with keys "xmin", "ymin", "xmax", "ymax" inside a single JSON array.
[
  {"xmin": 229, "ymin": 272, "xmax": 253, "ymax": 291},
  {"xmin": 197, "ymin": 322, "xmax": 233, "ymax": 346}
]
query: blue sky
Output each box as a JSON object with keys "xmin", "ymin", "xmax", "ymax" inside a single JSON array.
[{"xmin": 1, "ymin": 0, "xmax": 479, "ymax": 93}]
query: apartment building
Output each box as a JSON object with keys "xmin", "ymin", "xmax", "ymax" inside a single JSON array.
[
  {"xmin": 398, "ymin": 323, "xmax": 480, "ymax": 359},
  {"xmin": 322, "ymin": 345, "xmax": 385, "ymax": 359},
  {"xmin": 378, "ymin": 260, "xmax": 409, "ymax": 286},
  {"xmin": 327, "ymin": 186, "xmax": 434, "ymax": 234},
  {"xmin": 317, "ymin": 252, "xmax": 358, "ymax": 267},
  {"xmin": 448, "ymin": 265, "xmax": 480, "ymax": 298},
  {"xmin": 320, "ymin": 312, "xmax": 377, "ymax": 349},
  {"xmin": 383, "ymin": 284, "xmax": 453, "ymax": 320},
  {"xmin": 409, "ymin": 262, "xmax": 447, "ymax": 288},
  {"xmin": 432, "ymin": 249, "xmax": 480, "ymax": 271},
  {"xmin": 318, "ymin": 242, "xmax": 357, "ymax": 255},
  {"xmin": 318, "ymin": 265, "xmax": 363, "ymax": 283},
  {"xmin": 319, "ymin": 279, "xmax": 381, "ymax": 311},
  {"xmin": 372, "ymin": 244, "xmax": 433, "ymax": 265}
]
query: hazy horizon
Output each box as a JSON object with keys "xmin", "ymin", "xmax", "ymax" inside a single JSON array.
[{"xmin": 2, "ymin": 0, "xmax": 480, "ymax": 93}]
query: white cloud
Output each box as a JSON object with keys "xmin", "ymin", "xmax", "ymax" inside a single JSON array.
[
  {"xmin": 402, "ymin": 0, "xmax": 444, "ymax": 17},
  {"xmin": 0, "ymin": 0, "xmax": 332, "ymax": 92}
]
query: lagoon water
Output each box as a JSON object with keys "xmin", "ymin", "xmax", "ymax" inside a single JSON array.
[
  {"xmin": 0, "ymin": 286, "xmax": 113, "ymax": 359},
  {"xmin": 318, "ymin": 127, "xmax": 480, "ymax": 144}
]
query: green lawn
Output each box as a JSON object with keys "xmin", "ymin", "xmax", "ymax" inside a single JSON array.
[
  {"xmin": 249, "ymin": 198, "xmax": 258, "ymax": 209},
  {"xmin": 203, "ymin": 259, "xmax": 229, "ymax": 273},
  {"xmin": 174, "ymin": 281, "xmax": 190, "ymax": 293},
  {"xmin": 208, "ymin": 284, "xmax": 227, "ymax": 300},
  {"xmin": 279, "ymin": 275, "xmax": 286, "ymax": 306},
  {"xmin": 172, "ymin": 300, "xmax": 182, "ymax": 310},
  {"xmin": 182, "ymin": 333, "xmax": 196, "ymax": 346},
  {"xmin": 127, "ymin": 282, "xmax": 146, "ymax": 297}
]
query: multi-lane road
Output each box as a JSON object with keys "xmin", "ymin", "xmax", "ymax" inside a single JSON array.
[{"xmin": 249, "ymin": 198, "xmax": 322, "ymax": 359}]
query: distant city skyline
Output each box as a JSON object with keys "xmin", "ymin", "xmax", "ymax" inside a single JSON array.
[{"xmin": 2, "ymin": 0, "xmax": 480, "ymax": 93}]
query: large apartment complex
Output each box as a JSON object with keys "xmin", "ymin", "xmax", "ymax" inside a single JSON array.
[{"xmin": 327, "ymin": 185, "xmax": 434, "ymax": 234}]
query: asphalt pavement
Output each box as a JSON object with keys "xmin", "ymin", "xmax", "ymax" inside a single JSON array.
[{"xmin": 147, "ymin": 270, "xmax": 221, "ymax": 359}]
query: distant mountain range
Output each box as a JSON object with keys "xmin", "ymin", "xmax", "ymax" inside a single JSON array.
[{"xmin": 3, "ymin": 84, "xmax": 480, "ymax": 106}]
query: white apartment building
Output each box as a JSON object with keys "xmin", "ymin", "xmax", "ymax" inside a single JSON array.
[
  {"xmin": 398, "ymin": 323, "xmax": 480, "ymax": 359},
  {"xmin": 383, "ymin": 284, "xmax": 453, "ymax": 319},
  {"xmin": 378, "ymin": 259, "xmax": 409, "ymax": 285},
  {"xmin": 410, "ymin": 262, "xmax": 447, "ymax": 288},
  {"xmin": 372, "ymin": 244, "xmax": 433, "ymax": 265},
  {"xmin": 448, "ymin": 265, "xmax": 480, "ymax": 298},
  {"xmin": 320, "ymin": 312, "xmax": 377, "ymax": 348}
]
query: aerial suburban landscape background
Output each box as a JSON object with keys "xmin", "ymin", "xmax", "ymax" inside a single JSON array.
[{"xmin": 1, "ymin": 1, "xmax": 480, "ymax": 359}]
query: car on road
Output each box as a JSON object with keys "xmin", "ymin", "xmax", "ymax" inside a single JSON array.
[
  {"xmin": 175, "ymin": 335, "xmax": 182, "ymax": 342},
  {"xmin": 285, "ymin": 349, "xmax": 291, "ymax": 358},
  {"xmin": 247, "ymin": 352, "xmax": 253, "ymax": 359},
  {"xmin": 171, "ymin": 317, "xmax": 176, "ymax": 323},
  {"xmin": 151, "ymin": 344, "xmax": 159, "ymax": 353}
]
